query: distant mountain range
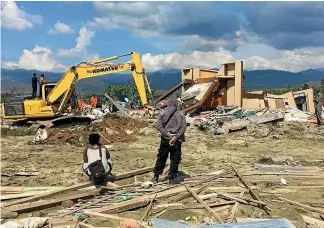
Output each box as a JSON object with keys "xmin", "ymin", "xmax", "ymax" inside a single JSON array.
[{"xmin": 1, "ymin": 67, "xmax": 323, "ymax": 94}]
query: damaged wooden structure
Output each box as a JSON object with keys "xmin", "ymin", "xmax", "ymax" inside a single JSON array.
[{"xmin": 2, "ymin": 164, "xmax": 323, "ymax": 228}]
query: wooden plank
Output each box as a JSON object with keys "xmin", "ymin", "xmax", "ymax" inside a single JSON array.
[
  {"xmin": 171, "ymin": 183, "xmax": 207, "ymax": 203},
  {"xmin": 170, "ymin": 170, "xmax": 232, "ymax": 203},
  {"xmin": 140, "ymin": 194, "xmax": 157, "ymax": 222},
  {"xmin": 3, "ymin": 166, "xmax": 155, "ymax": 208},
  {"xmin": 157, "ymin": 201, "xmax": 236, "ymax": 210},
  {"xmin": 151, "ymin": 209, "xmax": 167, "ymax": 219},
  {"xmin": 301, "ymin": 215, "xmax": 324, "ymax": 227},
  {"xmin": 114, "ymin": 165, "xmax": 155, "ymax": 181},
  {"xmin": 1, "ymin": 191, "xmax": 50, "ymax": 201},
  {"xmin": 1, "ymin": 172, "xmax": 40, "ymax": 177},
  {"xmin": 231, "ymin": 165, "xmax": 271, "ymax": 215},
  {"xmin": 83, "ymin": 210, "xmax": 150, "ymax": 228},
  {"xmin": 238, "ymin": 196, "xmax": 267, "ymax": 206},
  {"xmin": 95, "ymin": 185, "xmax": 195, "ymax": 213},
  {"xmin": 278, "ymin": 197, "xmax": 324, "ymax": 215},
  {"xmin": 216, "ymin": 192, "xmax": 248, "ymax": 204},
  {"xmin": 58, "ymin": 189, "xmax": 129, "ymax": 217},
  {"xmin": 184, "ymin": 185, "xmax": 224, "ymax": 224},
  {"xmin": 0, "ymin": 186, "xmax": 65, "ymax": 192},
  {"xmin": 3, "ymin": 191, "xmax": 95, "ymax": 213},
  {"xmin": 2, "ymin": 182, "xmax": 92, "ymax": 208},
  {"xmin": 228, "ymin": 191, "xmax": 245, "ymax": 223}
]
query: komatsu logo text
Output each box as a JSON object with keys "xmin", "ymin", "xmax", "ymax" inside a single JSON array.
[{"xmin": 87, "ymin": 65, "xmax": 121, "ymax": 74}]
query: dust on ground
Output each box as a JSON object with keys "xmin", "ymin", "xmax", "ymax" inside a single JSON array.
[{"xmin": 1, "ymin": 118, "xmax": 324, "ymax": 227}]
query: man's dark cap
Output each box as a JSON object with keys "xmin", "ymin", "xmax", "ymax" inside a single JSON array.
[{"xmin": 33, "ymin": 73, "xmax": 36, "ymax": 76}]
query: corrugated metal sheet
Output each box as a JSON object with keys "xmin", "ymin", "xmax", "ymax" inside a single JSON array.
[{"xmin": 152, "ymin": 218, "xmax": 296, "ymax": 228}]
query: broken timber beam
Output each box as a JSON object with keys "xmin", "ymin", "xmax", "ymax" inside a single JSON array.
[
  {"xmin": 94, "ymin": 186, "xmax": 197, "ymax": 213},
  {"xmin": 3, "ymin": 191, "xmax": 95, "ymax": 213},
  {"xmin": 3, "ymin": 182, "xmax": 92, "ymax": 208},
  {"xmin": 228, "ymin": 191, "xmax": 245, "ymax": 223},
  {"xmin": 231, "ymin": 165, "xmax": 271, "ymax": 215},
  {"xmin": 140, "ymin": 194, "xmax": 157, "ymax": 222},
  {"xmin": 58, "ymin": 189, "xmax": 130, "ymax": 217},
  {"xmin": 170, "ymin": 170, "xmax": 231, "ymax": 203},
  {"xmin": 215, "ymin": 192, "xmax": 248, "ymax": 205},
  {"xmin": 278, "ymin": 197, "xmax": 324, "ymax": 215},
  {"xmin": 171, "ymin": 184, "xmax": 207, "ymax": 203},
  {"xmin": 184, "ymin": 184, "xmax": 224, "ymax": 224},
  {"xmin": 3, "ymin": 166, "xmax": 155, "ymax": 208}
]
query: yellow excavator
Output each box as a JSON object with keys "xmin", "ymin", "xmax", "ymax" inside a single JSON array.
[
  {"xmin": 1, "ymin": 52, "xmax": 155, "ymax": 121},
  {"xmin": 1, "ymin": 52, "xmax": 157, "ymax": 141}
]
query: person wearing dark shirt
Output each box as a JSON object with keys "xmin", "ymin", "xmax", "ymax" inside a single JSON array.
[
  {"xmin": 31, "ymin": 73, "xmax": 38, "ymax": 99},
  {"xmin": 152, "ymin": 95, "xmax": 187, "ymax": 185}
]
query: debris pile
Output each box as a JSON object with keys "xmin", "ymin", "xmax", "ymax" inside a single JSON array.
[
  {"xmin": 46, "ymin": 115, "xmax": 148, "ymax": 147},
  {"xmin": 189, "ymin": 106, "xmax": 323, "ymax": 139},
  {"xmin": 193, "ymin": 107, "xmax": 284, "ymax": 135},
  {"xmin": 2, "ymin": 165, "xmax": 324, "ymax": 228}
]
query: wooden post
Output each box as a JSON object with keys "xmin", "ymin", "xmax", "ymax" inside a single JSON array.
[
  {"xmin": 140, "ymin": 194, "xmax": 157, "ymax": 222},
  {"xmin": 278, "ymin": 197, "xmax": 324, "ymax": 215},
  {"xmin": 184, "ymin": 185, "xmax": 224, "ymax": 224},
  {"xmin": 231, "ymin": 165, "xmax": 271, "ymax": 215},
  {"xmin": 228, "ymin": 191, "xmax": 245, "ymax": 223}
]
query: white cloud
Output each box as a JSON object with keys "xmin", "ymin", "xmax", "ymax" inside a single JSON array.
[
  {"xmin": 2, "ymin": 46, "xmax": 66, "ymax": 72},
  {"xmin": 1, "ymin": 1, "xmax": 43, "ymax": 31},
  {"xmin": 84, "ymin": 53, "xmax": 100, "ymax": 62},
  {"xmin": 57, "ymin": 26, "xmax": 95, "ymax": 58},
  {"xmin": 141, "ymin": 49, "xmax": 234, "ymax": 72},
  {"xmin": 141, "ymin": 45, "xmax": 324, "ymax": 72},
  {"xmin": 48, "ymin": 21, "xmax": 75, "ymax": 35}
]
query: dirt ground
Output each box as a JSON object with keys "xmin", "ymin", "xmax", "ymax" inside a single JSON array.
[{"xmin": 1, "ymin": 120, "xmax": 324, "ymax": 227}]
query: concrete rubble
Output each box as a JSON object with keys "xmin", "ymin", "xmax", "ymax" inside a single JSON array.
[{"xmin": 192, "ymin": 107, "xmax": 285, "ymax": 135}]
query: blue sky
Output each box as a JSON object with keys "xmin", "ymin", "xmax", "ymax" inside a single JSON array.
[{"xmin": 1, "ymin": 1, "xmax": 324, "ymax": 73}]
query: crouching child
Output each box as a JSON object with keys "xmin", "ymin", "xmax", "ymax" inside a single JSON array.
[{"xmin": 82, "ymin": 133, "xmax": 115, "ymax": 192}]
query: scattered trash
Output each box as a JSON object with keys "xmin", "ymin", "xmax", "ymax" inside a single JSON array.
[
  {"xmin": 280, "ymin": 178, "xmax": 287, "ymax": 186},
  {"xmin": 141, "ymin": 181, "xmax": 153, "ymax": 188},
  {"xmin": 118, "ymin": 195, "xmax": 133, "ymax": 202}
]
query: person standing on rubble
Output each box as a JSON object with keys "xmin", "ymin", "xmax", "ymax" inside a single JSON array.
[
  {"xmin": 314, "ymin": 89, "xmax": 323, "ymax": 126},
  {"xmin": 90, "ymin": 95, "xmax": 98, "ymax": 109},
  {"xmin": 152, "ymin": 95, "xmax": 187, "ymax": 185},
  {"xmin": 82, "ymin": 133, "xmax": 115, "ymax": 193},
  {"xmin": 31, "ymin": 73, "xmax": 38, "ymax": 99}
]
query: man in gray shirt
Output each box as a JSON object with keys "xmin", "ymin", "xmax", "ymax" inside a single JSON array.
[{"xmin": 153, "ymin": 95, "xmax": 187, "ymax": 185}]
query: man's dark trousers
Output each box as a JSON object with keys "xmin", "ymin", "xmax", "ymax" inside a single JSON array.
[
  {"xmin": 32, "ymin": 87, "xmax": 37, "ymax": 99},
  {"xmin": 154, "ymin": 137, "xmax": 182, "ymax": 178}
]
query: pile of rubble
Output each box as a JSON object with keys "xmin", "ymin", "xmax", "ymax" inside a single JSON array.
[
  {"xmin": 46, "ymin": 115, "xmax": 149, "ymax": 147},
  {"xmin": 188, "ymin": 106, "xmax": 323, "ymax": 138}
]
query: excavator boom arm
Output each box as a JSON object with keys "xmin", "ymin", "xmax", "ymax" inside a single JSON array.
[{"xmin": 47, "ymin": 52, "xmax": 152, "ymax": 112}]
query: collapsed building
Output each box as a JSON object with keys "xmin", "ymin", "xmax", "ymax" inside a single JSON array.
[{"xmin": 154, "ymin": 61, "xmax": 318, "ymax": 116}]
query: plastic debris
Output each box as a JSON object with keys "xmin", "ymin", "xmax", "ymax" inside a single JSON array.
[{"xmin": 118, "ymin": 195, "xmax": 133, "ymax": 202}]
